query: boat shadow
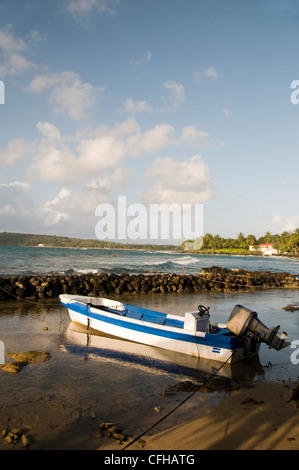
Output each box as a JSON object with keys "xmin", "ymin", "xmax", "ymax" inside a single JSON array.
[{"xmin": 63, "ymin": 322, "xmax": 265, "ymax": 383}]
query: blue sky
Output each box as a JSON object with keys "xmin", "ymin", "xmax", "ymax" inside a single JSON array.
[{"xmin": 0, "ymin": 0, "xmax": 299, "ymax": 243}]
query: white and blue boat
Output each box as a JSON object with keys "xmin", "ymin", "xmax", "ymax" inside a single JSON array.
[{"xmin": 60, "ymin": 294, "xmax": 289, "ymax": 364}]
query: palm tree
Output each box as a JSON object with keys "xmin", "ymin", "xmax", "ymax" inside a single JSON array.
[
  {"xmin": 237, "ymin": 232, "xmax": 246, "ymax": 249},
  {"xmin": 264, "ymin": 231, "xmax": 273, "ymax": 244},
  {"xmin": 246, "ymin": 234, "xmax": 257, "ymax": 248},
  {"xmin": 203, "ymin": 233, "xmax": 213, "ymax": 249},
  {"xmin": 290, "ymin": 229, "xmax": 299, "ymax": 253}
]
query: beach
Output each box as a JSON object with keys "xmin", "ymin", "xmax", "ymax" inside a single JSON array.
[
  {"xmin": 1, "ymin": 369, "xmax": 299, "ymax": 451},
  {"xmin": 123, "ymin": 379, "xmax": 299, "ymax": 451},
  {"xmin": 0, "ymin": 285, "xmax": 299, "ymax": 451},
  {"xmin": 0, "ymin": 249, "xmax": 299, "ymax": 451}
]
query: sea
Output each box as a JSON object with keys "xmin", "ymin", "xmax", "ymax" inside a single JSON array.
[
  {"xmin": 1, "ymin": 246, "xmax": 299, "ymax": 449},
  {"xmin": 0, "ymin": 245, "xmax": 299, "ymax": 277}
]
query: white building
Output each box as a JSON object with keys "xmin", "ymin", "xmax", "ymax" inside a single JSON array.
[{"xmin": 249, "ymin": 243, "xmax": 279, "ymax": 256}]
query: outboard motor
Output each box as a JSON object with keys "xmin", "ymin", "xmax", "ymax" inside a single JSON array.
[{"xmin": 227, "ymin": 305, "xmax": 289, "ymax": 350}]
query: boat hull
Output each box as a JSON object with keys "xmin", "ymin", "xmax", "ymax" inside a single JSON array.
[{"xmin": 60, "ymin": 295, "xmax": 259, "ymax": 364}]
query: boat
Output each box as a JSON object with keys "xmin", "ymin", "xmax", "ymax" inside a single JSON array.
[
  {"xmin": 59, "ymin": 294, "xmax": 289, "ymax": 364},
  {"xmin": 64, "ymin": 322, "xmax": 264, "ymax": 380}
]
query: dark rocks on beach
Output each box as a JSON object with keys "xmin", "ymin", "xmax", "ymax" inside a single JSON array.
[
  {"xmin": 0, "ymin": 351, "xmax": 51, "ymax": 373},
  {"xmin": 0, "ymin": 267, "xmax": 298, "ymax": 301}
]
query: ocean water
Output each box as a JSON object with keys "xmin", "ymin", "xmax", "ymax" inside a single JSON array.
[{"xmin": 0, "ymin": 245, "xmax": 299, "ymax": 277}]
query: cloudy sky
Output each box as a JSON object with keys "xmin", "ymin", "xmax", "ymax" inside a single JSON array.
[{"xmin": 0, "ymin": 0, "xmax": 299, "ymax": 242}]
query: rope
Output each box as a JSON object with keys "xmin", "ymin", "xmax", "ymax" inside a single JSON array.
[
  {"xmin": 121, "ymin": 350, "xmax": 234, "ymax": 450},
  {"xmin": 0, "ymin": 276, "xmax": 242, "ymax": 447},
  {"xmin": 0, "ymin": 285, "xmax": 60, "ymax": 305}
]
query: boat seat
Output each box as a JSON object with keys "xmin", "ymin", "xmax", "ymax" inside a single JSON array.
[
  {"xmin": 91, "ymin": 304, "xmax": 127, "ymax": 315},
  {"xmin": 141, "ymin": 314, "xmax": 165, "ymax": 325},
  {"xmin": 164, "ymin": 318, "xmax": 184, "ymax": 328},
  {"xmin": 125, "ymin": 311, "xmax": 143, "ymax": 320}
]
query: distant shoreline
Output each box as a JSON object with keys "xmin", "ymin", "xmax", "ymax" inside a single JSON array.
[
  {"xmin": 2, "ymin": 243, "xmax": 299, "ymax": 259},
  {"xmin": 0, "ymin": 231, "xmax": 298, "ymax": 258}
]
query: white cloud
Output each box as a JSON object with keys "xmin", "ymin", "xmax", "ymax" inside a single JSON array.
[
  {"xmin": 283, "ymin": 216, "xmax": 299, "ymax": 232},
  {"xmin": 0, "ymin": 118, "xmax": 216, "ymax": 187},
  {"xmin": 123, "ymin": 97, "xmax": 152, "ymax": 114},
  {"xmin": 0, "ymin": 181, "xmax": 33, "ymax": 216},
  {"xmin": 142, "ymin": 155, "xmax": 214, "ymax": 205},
  {"xmin": 180, "ymin": 126, "xmax": 210, "ymax": 147},
  {"xmin": 162, "ymin": 80, "xmax": 185, "ymax": 109},
  {"xmin": 26, "ymin": 119, "xmax": 182, "ymax": 184},
  {"xmin": 123, "ymin": 79, "xmax": 187, "ymax": 115},
  {"xmin": 127, "ymin": 124, "xmax": 175, "ymax": 157},
  {"xmin": 0, "ymin": 25, "xmax": 26, "ymax": 54},
  {"xmin": 258, "ymin": 213, "xmax": 299, "ymax": 233},
  {"xmin": 43, "ymin": 168, "xmax": 129, "ymax": 225},
  {"xmin": 0, "ymin": 138, "xmax": 33, "ymax": 167},
  {"xmin": 193, "ymin": 67, "xmax": 219, "ymax": 83},
  {"xmin": 28, "ymin": 30, "xmax": 47, "ymax": 43},
  {"xmin": 26, "ymin": 71, "xmax": 105, "ymax": 120},
  {"xmin": 66, "ymin": 0, "xmax": 118, "ymax": 16},
  {"xmin": 130, "ymin": 51, "xmax": 152, "ymax": 69},
  {"xmin": 0, "ymin": 25, "xmax": 36, "ymax": 77},
  {"xmin": 36, "ymin": 121, "xmax": 62, "ymax": 141}
]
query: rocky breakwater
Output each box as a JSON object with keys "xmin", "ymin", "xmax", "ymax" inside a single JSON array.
[{"xmin": 0, "ymin": 267, "xmax": 298, "ymax": 301}]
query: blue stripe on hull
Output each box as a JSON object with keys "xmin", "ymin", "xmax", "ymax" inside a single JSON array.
[{"xmin": 62, "ymin": 301, "xmax": 245, "ymax": 351}]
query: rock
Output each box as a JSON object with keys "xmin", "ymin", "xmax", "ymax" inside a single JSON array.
[
  {"xmin": 4, "ymin": 434, "xmax": 14, "ymax": 444},
  {"xmin": 112, "ymin": 432, "xmax": 125, "ymax": 442},
  {"xmin": 21, "ymin": 433, "xmax": 30, "ymax": 447},
  {"xmin": 1, "ymin": 427, "xmax": 30, "ymax": 447},
  {"xmin": 0, "ymin": 362, "xmax": 24, "ymax": 373},
  {"xmin": 282, "ymin": 304, "xmax": 299, "ymax": 312},
  {"xmin": 0, "ymin": 351, "xmax": 51, "ymax": 374},
  {"xmin": 7, "ymin": 350, "xmax": 51, "ymax": 364},
  {"xmin": 0, "ymin": 268, "xmax": 298, "ymax": 301}
]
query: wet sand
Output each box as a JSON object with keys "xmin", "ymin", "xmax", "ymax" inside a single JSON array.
[
  {"xmin": 123, "ymin": 379, "xmax": 299, "ymax": 451},
  {"xmin": 2, "ymin": 374, "xmax": 298, "ymax": 450},
  {"xmin": 1, "ymin": 289, "xmax": 299, "ymax": 450}
]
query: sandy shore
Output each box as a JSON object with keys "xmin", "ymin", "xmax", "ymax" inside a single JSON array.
[
  {"xmin": 119, "ymin": 379, "xmax": 299, "ymax": 451},
  {"xmin": 1, "ymin": 290, "xmax": 299, "ymax": 451},
  {"xmin": 2, "ymin": 370, "xmax": 299, "ymax": 450}
]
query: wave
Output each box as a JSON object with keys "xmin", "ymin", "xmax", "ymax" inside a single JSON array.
[{"xmin": 172, "ymin": 256, "xmax": 199, "ymax": 266}]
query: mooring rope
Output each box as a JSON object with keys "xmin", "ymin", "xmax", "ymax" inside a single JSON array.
[
  {"xmin": 0, "ymin": 285, "xmax": 60, "ymax": 305},
  {"xmin": 121, "ymin": 350, "xmax": 234, "ymax": 451},
  {"xmin": 0, "ymin": 279, "xmax": 239, "ymax": 449}
]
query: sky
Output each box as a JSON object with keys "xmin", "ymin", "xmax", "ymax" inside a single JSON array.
[{"xmin": 0, "ymin": 0, "xmax": 299, "ymax": 243}]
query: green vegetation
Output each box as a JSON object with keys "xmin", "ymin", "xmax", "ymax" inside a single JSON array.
[
  {"xmin": 192, "ymin": 230, "xmax": 299, "ymax": 255},
  {"xmin": 0, "ymin": 232, "xmax": 180, "ymax": 251},
  {"xmin": 1, "ymin": 229, "xmax": 299, "ymax": 256}
]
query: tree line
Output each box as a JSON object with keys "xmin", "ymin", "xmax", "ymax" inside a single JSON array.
[
  {"xmin": 0, "ymin": 232, "xmax": 180, "ymax": 251},
  {"xmin": 200, "ymin": 229, "xmax": 299, "ymax": 254}
]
